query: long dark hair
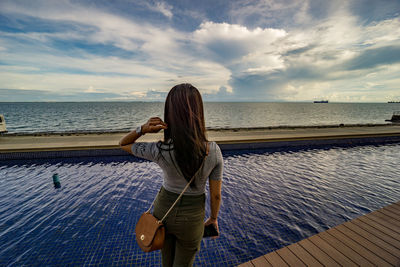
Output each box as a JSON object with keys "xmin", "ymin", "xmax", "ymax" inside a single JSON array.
[{"xmin": 163, "ymin": 83, "xmax": 208, "ymax": 187}]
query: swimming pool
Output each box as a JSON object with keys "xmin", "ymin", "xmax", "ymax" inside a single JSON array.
[{"xmin": 0, "ymin": 143, "xmax": 399, "ymax": 266}]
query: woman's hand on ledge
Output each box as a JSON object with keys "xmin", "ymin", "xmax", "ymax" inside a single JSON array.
[{"xmin": 142, "ymin": 117, "xmax": 167, "ymax": 134}]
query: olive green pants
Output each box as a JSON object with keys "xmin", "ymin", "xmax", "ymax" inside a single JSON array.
[{"xmin": 153, "ymin": 187, "xmax": 205, "ymax": 267}]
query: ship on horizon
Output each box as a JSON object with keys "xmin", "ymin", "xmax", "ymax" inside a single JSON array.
[
  {"xmin": 388, "ymin": 101, "xmax": 400, "ymax": 103},
  {"xmin": 313, "ymin": 100, "xmax": 329, "ymax": 103}
]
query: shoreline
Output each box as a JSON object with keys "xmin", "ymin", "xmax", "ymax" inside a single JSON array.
[{"xmin": 1, "ymin": 122, "xmax": 396, "ymax": 136}]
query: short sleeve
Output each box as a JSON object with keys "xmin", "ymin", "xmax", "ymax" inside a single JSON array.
[
  {"xmin": 131, "ymin": 142, "xmax": 159, "ymax": 162},
  {"xmin": 209, "ymin": 144, "xmax": 223, "ymax": 180}
]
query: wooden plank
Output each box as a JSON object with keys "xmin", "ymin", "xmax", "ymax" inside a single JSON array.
[
  {"xmin": 358, "ymin": 215, "xmax": 400, "ymax": 241},
  {"xmin": 318, "ymin": 231, "xmax": 374, "ymax": 266},
  {"xmin": 238, "ymin": 201, "xmax": 400, "ymax": 267},
  {"xmin": 367, "ymin": 212, "xmax": 400, "ymax": 234},
  {"xmin": 381, "ymin": 205, "xmax": 400, "ymax": 218},
  {"xmin": 344, "ymin": 221, "xmax": 400, "ymax": 257},
  {"xmin": 384, "ymin": 204, "xmax": 400, "ymax": 216},
  {"xmin": 286, "ymin": 243, "xmax": 323, "ymax": 267},
  {"xmin": 308, "ymin": 235, "xmax": 357, "ymax": 266},
  {"xmin": 384, "ymin": 206, "xmax": 400, "ymax": 218},
  {"xmin": 379, "ymin": 208, "xmax": 400, "ymax": 222},
  {"xmin": 263, "ymin": 251, "xmax": 288, "ymax": 267},
  {"xmin": 393, "ymin": 203, "xmax": 400, "ymax": 212},
  {"xmin": 335, "ymin": 224, "xmax": 399, "ymax": 265},
  {"xmin": 391, "ymin": 203, "xmax": 400, "ymax": 213},
  {"xmin": 352, "ymin": 218, "xmax": 400, "ymax": 248},
  {"xmin": 275, "ymin": 247, "xmax": 306, "ymax": 267},
  {"xmin": 238, "ymin": 261, "xmax": 255, "ymax": 267},
  {"xmin": 326, "ymin": 228, "xmax": 391, "ymax": 267},
  {"xmin": 388, "ymin": 201, "xmax": 400, "ymax": 210},
  {"xmin": 298, "ymin": 238, "xmax": 338, "ymax": 266},
  {"xmin": 388, "ymin": 201, "xmax": 400, "ymax": 208},
  {"xmin": 251, "ymin": 255, "xmax": 271, "ymax": 267}
]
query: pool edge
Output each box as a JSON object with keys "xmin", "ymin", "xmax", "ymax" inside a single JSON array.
[{"xmin": 1, "ymin": 133, "xmax": 400, "ymax": 160}]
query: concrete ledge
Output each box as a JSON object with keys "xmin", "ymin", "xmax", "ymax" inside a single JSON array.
[
  {"xmin": 1, "ymin": 125, "xmax": 400, "ymax": 160},
  {"xmin": 1, "ymin": 131, "xmax": 400, "ymax": 160}
]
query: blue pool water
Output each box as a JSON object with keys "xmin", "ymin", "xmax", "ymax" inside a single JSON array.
[{"xmin": 0, "ymin": 144, "xmax": 399, "ymax": 266}]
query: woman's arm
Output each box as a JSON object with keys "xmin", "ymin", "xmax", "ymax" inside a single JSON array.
[
  {"xmin": 204, "ymin": 179, "xmax": 222, "ymax": 237},
  {"xmin": 119, "ymin": 128, "xmax": 142, "ymax": 154},
  {"xmin": 119, "ymin": 117, "xmax": 167, "ymax": 154}
]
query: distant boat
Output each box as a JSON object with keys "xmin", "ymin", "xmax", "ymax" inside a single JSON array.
[
  {"xmin": 313, "ymin": 100, "xmax": 329, "ymax": 103},
  {"xmin": 388, "ymin": 101, "xmax": 400, "ymax": 103}
]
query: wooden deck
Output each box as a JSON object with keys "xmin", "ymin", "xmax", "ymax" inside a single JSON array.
[{"xmin": 239, "ymin": 201, "xmax": 400, "ymax": 266}]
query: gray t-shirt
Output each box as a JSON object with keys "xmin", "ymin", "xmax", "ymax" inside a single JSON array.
[{"xmin": 131, "ymin": 141, "xmax": 223, "ymax": 195}]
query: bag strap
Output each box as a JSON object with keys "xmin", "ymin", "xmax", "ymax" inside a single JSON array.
[{"xmin": 147, "ymin": 142, "xmax": 210, "ymax": 224}]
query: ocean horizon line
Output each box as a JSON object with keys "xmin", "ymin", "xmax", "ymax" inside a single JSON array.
[{"xmin": 0, "ymin": 101, "xmax": 396, "ymax": 104}]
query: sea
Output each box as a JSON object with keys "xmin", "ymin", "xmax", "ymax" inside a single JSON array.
[{"xmin": 0, "ymin": 102, "xmax": 399, "ymax": 134}]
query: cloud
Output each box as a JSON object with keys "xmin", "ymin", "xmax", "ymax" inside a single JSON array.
[
  {"xmin": 229, "ymin": 74, "xmax": 282, "ymax": 101},
  {"xmin": 193, "ymin": 21, "xmax": 286, "ymax": 64},
  {"xmin": 145, "ymin": 89, "xmax": 168, "ymax": 100},
  {"xmin": 145, "ymin": 1, "xmax": 173, "ymax": 19},
  {"xmin": 344, "ymin": 45, "xmax": 400, "ymax": 70},
  {"xmin": 223, "ymin": 4, "xmax": 400, "ymax": 101},
  {"xmin": 0, "ymin": 0, "xmax": 180, "ymax": 54},
  {"xmin": 203, "ymin": 86, "xmax": 235, "ymax": 101},
  {"xmin": 348, "ymin": 0, "xmax": 400, "ymax": 23},
  {"xmin": 0, "ymin": 88, "xmax": 122, "ymax": 101},
  {"xmin": 284, "ymin": 44, "xmax": 317, "ymax": 56},
  {"xmin": 228, "ymin": 0, "xmax": 343, "ymax": 29},
  {"xmin": 0, "ymin": 0, "xmax": 231, "ymax": 95},
  {"xmin": 0, "ymin": 0, "xmax": 400, "ymax": 102},
  {"xmin": 229, "ymin": 0, "xmax": 307, "ymax": 28}
]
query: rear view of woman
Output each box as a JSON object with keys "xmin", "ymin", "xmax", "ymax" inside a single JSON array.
[{"xmin": 119, "ymin": 83, "xmax": 223, "ymax": 266}]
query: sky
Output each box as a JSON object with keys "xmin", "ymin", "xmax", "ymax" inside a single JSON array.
[{"xmin": 0, "ymin": 0, "xmax": 400, "ymax": 102}]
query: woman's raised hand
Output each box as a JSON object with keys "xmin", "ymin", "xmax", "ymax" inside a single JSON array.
[{"xmin": 141, "ymin": 117, "xmax": 168, "ymax": 134}]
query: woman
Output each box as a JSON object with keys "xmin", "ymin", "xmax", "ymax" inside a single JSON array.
[{"xmin": 119, "ymin": 83, "xmax": 223, "ymax": 267}]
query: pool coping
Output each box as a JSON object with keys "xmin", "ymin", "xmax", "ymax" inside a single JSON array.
[{"xmin": 1, "ymin": 125, "xmax": 400, "ymax": 160}]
